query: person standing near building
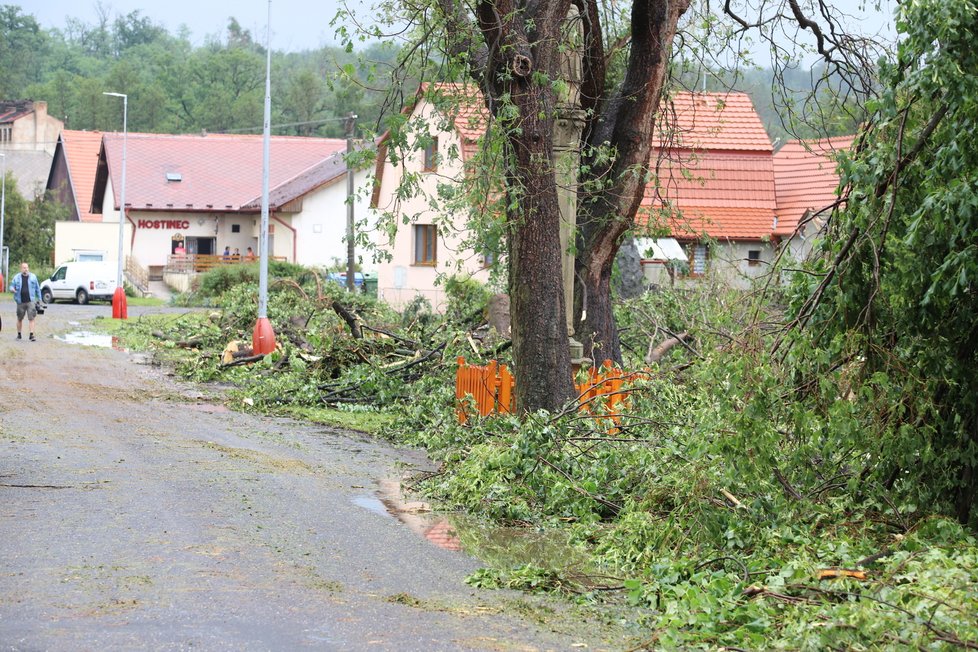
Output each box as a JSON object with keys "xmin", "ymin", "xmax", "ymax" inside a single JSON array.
[{"xmin": 10, "ymin": 262, "xmax": 41, "ymax": 341}]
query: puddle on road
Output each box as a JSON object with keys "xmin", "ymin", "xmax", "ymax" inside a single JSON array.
[
  {"xmin": 352, "ymin": 495, "xmax": 390, "ymax": 517},
  {"xmin": 352, "ymin": 479, "xmax": 586, "ymax": 568},
  {"xmin": 56, "ymin": 331, "xmax": 122, "ymax": 349}
]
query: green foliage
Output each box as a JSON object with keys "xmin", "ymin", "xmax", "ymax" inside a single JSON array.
[
  {"xmin": 3, "ymin": 184, "xmax": 65, "ymax": 266},
  {"xmin": 12, "ymin": 7, "xmax": 396, "ymax": 138},
  {"xmin": 443, "ymin": 275, "xmax": 491, "ymax": 325},
  {"xmin": 0, "ymin": 6, "xmax": 49, "ymax": 98},
  {"xmin": 790, "ymin": 0, "xmax": 978, "ymax": 526},
  {"xmin": 189, "ymin": 260, "xmax": 311, "ymax": 300}
]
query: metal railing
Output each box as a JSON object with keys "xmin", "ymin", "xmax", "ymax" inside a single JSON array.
[{"xmin": 125, "ymin": 256, "xmax": 150, "ymax": 295}]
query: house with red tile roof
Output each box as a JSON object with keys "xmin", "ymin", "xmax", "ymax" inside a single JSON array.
[
  {"xmin": 48, "ymin": 130, "xmax": 376, "ymax": 282},
  {"xmin": 371, "ymin": 83, "xmax": 494, "ymax": 309},
  {"xmin": 373, "ymin": 84, "xmax": 853, "ymax": 300},
  {"xmin": 636, "ymin": 92, "xmax": 781, "ymax": 287}
]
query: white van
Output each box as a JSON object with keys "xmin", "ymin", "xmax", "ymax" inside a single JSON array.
[{"xmin": 40, "ymin": 261, "xmax": 119, "ymax": 305}]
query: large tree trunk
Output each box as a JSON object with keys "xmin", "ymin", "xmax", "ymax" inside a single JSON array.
[
  {"xmin": 573, "ymin": 0, "xmax": 691, "ymax": 363},
  {"xmin": 506, "ymin": 102, "xmax": 576, "ymax": 412},
  {"xmin": 477, "ymin": 0, "xmax": 577, "ymax": 413}
]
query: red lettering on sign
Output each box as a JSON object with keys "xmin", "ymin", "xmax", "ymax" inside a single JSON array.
[{"xmin": 136, "ymin": 219, "xmax": 197, "ymax": 230}]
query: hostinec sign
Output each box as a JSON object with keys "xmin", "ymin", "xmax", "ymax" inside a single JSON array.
[{"xmin": 137, "ymin": 219, "xmax": 191, "ymax": 230}]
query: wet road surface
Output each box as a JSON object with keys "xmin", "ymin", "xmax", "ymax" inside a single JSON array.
[{"xmin": 0, "ymin": 301, "xmax": 611, "ymax": 651}]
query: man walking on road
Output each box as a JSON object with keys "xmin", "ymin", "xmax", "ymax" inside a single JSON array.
[{"xmin": 10, "ymin": 262, "xmax": 41, "ymax": 341}]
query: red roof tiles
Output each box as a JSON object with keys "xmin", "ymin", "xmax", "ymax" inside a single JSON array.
[
  {"xmin": 773, "ymin": 136, "xmax": 852, "ymax": 236},
  {"xmin": 60, "ymin": 130, "xmax": 104, "ymax": 223},
  {"xmin": 99, "ymin": 133, "xmax": 347, "ymax": 212},
  {"xmin": 640, "ymin": 93, "xmax": 777, "ymax": 240},
  {"xmin": 657, "ymin": 92, "xmax": 773, "ymax": 152}
]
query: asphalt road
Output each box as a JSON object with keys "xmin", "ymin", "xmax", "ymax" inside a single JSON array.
[{"xmin": 0, "ymin": 301, "xmax": 613, "ymax": 651}]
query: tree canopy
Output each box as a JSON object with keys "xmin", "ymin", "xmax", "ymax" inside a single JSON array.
[
  {"xmin": 789, "ymin": 0, "xmax": 978, "ymax": 526},
  {"xmin": 0, "ymin": 4, "xmax": 396, "ymax": 138}
]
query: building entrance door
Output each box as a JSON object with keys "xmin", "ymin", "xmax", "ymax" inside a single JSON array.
[{"xmin": 187, "ymin": 237, "xmax": 216, "ymax": 256}]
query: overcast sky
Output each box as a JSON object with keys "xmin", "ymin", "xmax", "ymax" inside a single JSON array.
[
  {"xmin": 18, "ymin": 0, "xmax": 893, "ymax": 56},
  {"xmin": 17, "ymin": 0, "xmax": 369, "ymax": 52}
]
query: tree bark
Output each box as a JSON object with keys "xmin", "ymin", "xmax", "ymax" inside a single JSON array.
[
  {"xmin": 573, "ymin": 0, "xmax": 691, "ymax": 363},
  {"xmin": 474, "ymin": 0, "xmax": 577, "ymax": 413}
]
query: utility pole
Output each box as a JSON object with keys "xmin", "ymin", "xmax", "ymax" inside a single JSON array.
[
  {"xmin": 102, "ymin": 92, "xmax": 128, "ymax": 319},
  {"xmin": 345, "ymin": 112, "xmax": 357, "ymax": 292},
  {"xmin": 1, "ymin": 153, "xmax": 6, "ymax": 289},
  {"xmin": 252, "ymin": 0, "xmax": 276, "ymax": 354}
]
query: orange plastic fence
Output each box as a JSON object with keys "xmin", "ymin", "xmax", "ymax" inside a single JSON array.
[
  {"xmin": 456, "ymin": 357, "xmax": 647, "ymax": 425},
  {"xmin": 455, "ymin": 357, "xmax": 514, "ymax": 423}
]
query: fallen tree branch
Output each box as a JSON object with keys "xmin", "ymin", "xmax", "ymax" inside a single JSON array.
[
  {"xmin": 331, "ymin": 300, "xmax": 362, "ymax": 339},
  {"xmin": 645, "ymin": 330, "xmax": 690, "ymax": 364},
  {"xmin": 360, "ymin": 323, "xmax": 420, "ymax": 347},
  {"xmin": 774, "ymin": 466, "xmax": 804, "ymax": 501},
  {"xmin": 220, "ymin": 353, "xmax": 266, "ymax": 368},
  {"xmin": 535, "ymin": 455, "xmax": 622, "ymax": 516}
]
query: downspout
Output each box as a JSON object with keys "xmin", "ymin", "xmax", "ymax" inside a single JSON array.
[
  {"xmin": 127, "ymin": 208, "xmax": 137, "ymax": 250},
  {"xmin": 272, "ymin": 211, "xmax": 297, "ymax": 262}
]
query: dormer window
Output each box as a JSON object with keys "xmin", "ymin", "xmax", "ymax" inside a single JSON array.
[{"xmin": 165, "ymin": 171, "xmax": 183, "ymax": 182}]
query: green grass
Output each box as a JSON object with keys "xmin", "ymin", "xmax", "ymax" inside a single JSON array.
[{"xmin": 126, "ymin": 295, "xmax": 168, "ymax": 307}]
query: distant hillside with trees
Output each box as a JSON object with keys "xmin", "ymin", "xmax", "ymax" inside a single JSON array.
[{"xmin": 1, "ymin": 4, "xmax": 849, "ymax": 143}]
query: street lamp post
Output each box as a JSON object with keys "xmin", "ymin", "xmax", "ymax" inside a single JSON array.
[
  {"xmin": 251, "ymin": 0, "xmax": 276, "ymax": 354},
  {"xmin": 345, "ymin": 113, "xmax": 356, "ymax": 292},
  {"xmin": 103, "ymin": 91, "xmax": 128, "ymax": 319},
  {"xmin": 0, "ymin": 152, "xmax": 6, "ymax": 291}
]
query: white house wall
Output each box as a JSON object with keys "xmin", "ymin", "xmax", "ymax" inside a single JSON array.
[
  {"xmin": 54, "ymin": 221, "xmax": 131, "ymax": 265},
  {"xmin": 290, "ymin": 168, "xmax": 377, "ymax": 270},
  {"xmin": 129, "ymin": 212, "xmax": 258, "ymax": 268},
  {"xmin": 667, "ymin": 240, "xmax": 777, "ymax": 290},
  {"xmin": 374, "ymin": 98, "xmax": 491, "ymax": 311}
]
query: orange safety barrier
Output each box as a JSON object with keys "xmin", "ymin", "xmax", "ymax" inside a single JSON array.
[{"xmin": 456, "ymin": 357, "xmax": 648, "ymax": 425}]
